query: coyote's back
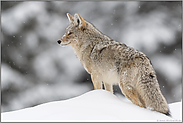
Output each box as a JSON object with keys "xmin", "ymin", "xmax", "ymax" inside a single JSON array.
[{"xmin": 57, "ymin": 13, "xmax": 170, "ymax": 116}]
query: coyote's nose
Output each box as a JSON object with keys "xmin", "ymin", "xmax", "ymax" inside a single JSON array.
[{"xmin": 57, "ymin": 40, "xmax": 61, "ymax": 44}]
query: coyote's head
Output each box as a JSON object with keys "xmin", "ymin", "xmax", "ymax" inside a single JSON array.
[{"xmin": 57, "ymin": 13, "xmax": 87, "ymax": 46}]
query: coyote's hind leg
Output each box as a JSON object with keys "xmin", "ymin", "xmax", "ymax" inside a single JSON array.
[{"xmin": 119, "ymin": 82, "xmax": 146, "ymax": 108}]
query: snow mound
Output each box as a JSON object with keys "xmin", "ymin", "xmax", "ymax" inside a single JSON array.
[{"xmin": 1, "ymin": 90, "xmax": 181, "ymax": 122}]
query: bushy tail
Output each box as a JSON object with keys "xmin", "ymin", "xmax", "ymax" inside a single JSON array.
[
  {"xmin": 138, "ymin": 62, "xmax": 170, "ymax": 116},
  {"xmin": 165, "ymin": 109, "xmax": 171, "ymax": 117}
]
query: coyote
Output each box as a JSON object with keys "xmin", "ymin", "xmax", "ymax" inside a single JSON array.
[{"xmin": 57, "ymin": 13, "xmax": 170, "ymax": 116}]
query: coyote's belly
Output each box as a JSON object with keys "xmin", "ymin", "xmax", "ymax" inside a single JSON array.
[
  {"xmin": 101, "ymin": 68, "xmax": 120, "ymax": 85},
  {"xmin": 91, "ymin": 63, "xmax": 120, "ymax": 85},
  {"xmin": 82, "ymin": 60, "xmax": 120, "ymax": 85}
]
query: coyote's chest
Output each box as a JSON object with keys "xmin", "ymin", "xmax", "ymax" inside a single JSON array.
[{"xmin": 71, "ymin": 42, "xmax": 94, "ymax": 73}]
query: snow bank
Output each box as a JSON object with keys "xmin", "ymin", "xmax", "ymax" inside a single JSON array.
[{"xmin": 1, "ymin": 90, "xmax": 181, "ymax": 122}]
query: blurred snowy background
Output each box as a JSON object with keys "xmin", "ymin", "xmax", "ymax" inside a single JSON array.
[{"xmin": 1, "ymin": 1, "xmax": 182, "ymax": 112}]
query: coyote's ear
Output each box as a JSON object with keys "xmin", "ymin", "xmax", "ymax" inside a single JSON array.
[
  {"xmin": 67, "ymin": 13, "xmax": 74, "ymax": 23},
  {"xmin": 74, "ymin": 13, "xmax": 86, "ymax": 30}
]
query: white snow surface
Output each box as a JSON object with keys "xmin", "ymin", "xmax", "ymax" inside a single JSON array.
[{"xmin": 1, "ymin": 90, "xmax": 182, "ymax": 122}]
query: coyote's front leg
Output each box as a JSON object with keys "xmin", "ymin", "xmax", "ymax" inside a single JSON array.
[
  {"xmin": 104, "ymin": 83, "xmax": 113, "ymax": 93},
  {"xmin": 91, "ymin": 73, "xmax": 102, "ymax": 90}
]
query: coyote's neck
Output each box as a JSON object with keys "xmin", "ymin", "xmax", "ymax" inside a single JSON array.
[
  {"xmin": 70, "ymin": 22, "xmax": 113, "ymax": 70},
  {"xmin": 88, "ymin": 22, "xmax": 112, "ymax": 42}
]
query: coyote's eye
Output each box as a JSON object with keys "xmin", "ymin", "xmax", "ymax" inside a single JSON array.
[{"xmin": 68, "ymin": 31, "xmax": 73, "ymax": 35}]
